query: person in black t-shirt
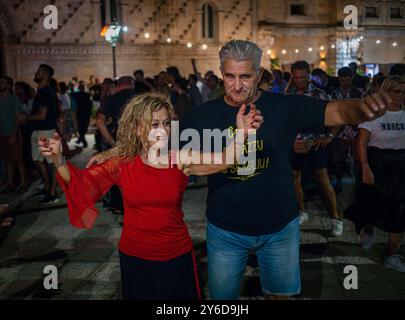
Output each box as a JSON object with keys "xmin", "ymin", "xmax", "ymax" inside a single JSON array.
[
  {"xmin": 95, "ymin": 76, "xmax": 136, "ymax": 212},
  {"xmin": 89, "ymin": 40, "xmax": 393, "ymax": 300},
  {"xmin": 17, "ymin": 64, "xmax": 59, "ymax": 205},
  {"xmin": 96, "ymin": 76, "xmax": 136, "ymax": 148},
  {"xmin": 179, "ymin": 40, "xmax": 392, "ymax": 300}
]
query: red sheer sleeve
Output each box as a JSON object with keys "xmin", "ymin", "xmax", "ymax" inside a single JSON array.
[{"xmin": 56, "ymin": 157, "xmax": 122, "ymax": 229}]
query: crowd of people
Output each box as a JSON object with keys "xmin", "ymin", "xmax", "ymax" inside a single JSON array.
[{"xmin": 0, "ymin": 39, "xmax": 404, "ymax": 299}]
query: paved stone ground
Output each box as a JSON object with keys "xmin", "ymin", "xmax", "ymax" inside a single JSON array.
[{"xmin": 0, "ymin": 135, "xmax": 404, "ymax": 300}]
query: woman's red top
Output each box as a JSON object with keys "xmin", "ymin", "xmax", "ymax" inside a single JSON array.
[{"xmin": 56, "ymin": 156, "xmax": 192, "ymax": 261}]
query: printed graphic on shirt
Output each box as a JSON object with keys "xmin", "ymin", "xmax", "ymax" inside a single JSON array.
[
  {"xmin": 221, "ymin": 125, "xmax": 270, "ymax": 181},
  {"xmin": 380, "ymin": 122, "xmax": 405, "ymax": 131}
]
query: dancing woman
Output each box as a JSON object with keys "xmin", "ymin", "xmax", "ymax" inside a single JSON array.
[{"xmin": 39, "ymin": 93, "xmax": 262, "ymax": 299}]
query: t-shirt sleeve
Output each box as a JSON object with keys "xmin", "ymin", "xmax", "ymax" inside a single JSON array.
[
  {"xmin": 56, "ymin": 158, "xmax": 121, "ymax": 229},
  {"xmin": 286, "ymin": 95, "xmax": 327, "ymax": 133},
  {"xmin": 358, "ymin": 120, "xmax": 374, "ymax": 132}
]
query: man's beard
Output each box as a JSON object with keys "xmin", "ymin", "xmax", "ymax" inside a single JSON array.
[{"xmin": 34, "ymin": 76, "xmax": 40, "ymax": 83}]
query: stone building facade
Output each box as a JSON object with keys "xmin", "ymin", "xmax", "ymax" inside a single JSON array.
[{"xmin": 0, "ymin": 0, "xmax": 404, "ymax": 84}]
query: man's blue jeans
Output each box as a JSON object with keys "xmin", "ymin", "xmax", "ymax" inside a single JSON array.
[{"xmin": 207, "ymin": 216, "xmax": 301, "ymax": 299}]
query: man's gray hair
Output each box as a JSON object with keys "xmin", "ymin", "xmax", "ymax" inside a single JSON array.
[{"xmin": 219, "ymin": 40, "xmax": 263, "ymax": 73}]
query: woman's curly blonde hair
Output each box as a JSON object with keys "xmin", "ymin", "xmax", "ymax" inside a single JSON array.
[{"xmin": 115, "ymin": 93, "xmax": 174, "ymax": 159}]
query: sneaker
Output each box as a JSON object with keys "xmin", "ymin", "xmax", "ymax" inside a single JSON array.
[
  {"xmin": 39, "ymin": 194, "xmax": 59, "ymax": 206},
  {"xmin": 384, "ymin": 255, "xmax": 405, "ymax": 273},
  {"xmin": 299, "ymin": 211, "xmax": 309, "ymax": 226},
  {"xmin": 52, "ymin": 195, "xmax": 60, "ymax": 204},
  {"xmin": 359, "ymin": 228, "xmax": 373, "ymax": 250},
  {"xmin": 330, "ymin": 219, "xmax": 343, "ymax": 237}
]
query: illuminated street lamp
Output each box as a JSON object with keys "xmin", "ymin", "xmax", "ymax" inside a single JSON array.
[{"xmin": 101, "ymin": 20, "xmax": 127, "ymax": 78}]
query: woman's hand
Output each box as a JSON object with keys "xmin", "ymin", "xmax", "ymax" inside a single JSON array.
[
  {"xmin": 362, "ymin": 164, "xmax": 374, "ymax": 185},
  {"xmin": 236, "ymin": 104, "xmax": 264, "ymax": 134},
  {"xmin": 38, "ymin": 132, "xmax": 63, "ymax": 164}
]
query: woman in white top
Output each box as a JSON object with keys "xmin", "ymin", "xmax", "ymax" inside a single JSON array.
[{"xmin": 357, "ymin": 76, "xmax": 405, "ymax": 272}]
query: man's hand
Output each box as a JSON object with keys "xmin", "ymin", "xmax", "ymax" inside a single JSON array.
[
  {"xmin": 325, "ymin": 92, "xmax": 393, "ymax": 127},
  {"xmin": 293, "ymin": 139, "xmax": 315, "ymax": 154},
  {"xmin": 313, "ymin": 137, "xmax": 332, "ymax": 150},
  {"xmin": 86, "ymin": 149, "xmax": 115, "ymax": 168},
  {"xmin": 359, "ymin": 92, "xmax": 392, "ymax": 120}
]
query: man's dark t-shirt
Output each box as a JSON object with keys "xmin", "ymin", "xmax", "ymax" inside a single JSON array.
[
  {"xmin": 31, "ymin": 85, "xmax": 58, "ymax": 130},
  {"xmin": 101, "ymin": 89, "xmax": 136, "ymax": 137},
  {"xmin": 180, "ymin": 91, "xmax": 327, "ymax": 236}
]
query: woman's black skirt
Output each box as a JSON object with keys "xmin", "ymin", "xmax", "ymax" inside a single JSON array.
[
  {"xmin": 345, "ymin": 147, "xmax": 405, "ymax": 234},
  {"xmin": 119, "ymin": 250, "xmax": 201, "ymax": 300}
]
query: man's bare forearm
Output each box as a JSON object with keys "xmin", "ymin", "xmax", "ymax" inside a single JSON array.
[
  {"xmin": 187, "ymin": 130, "xmax": 247, "ymax": 176},
  {"xmin": 336, "ymin": 99, "xmax": 366, "ymax": 125}
]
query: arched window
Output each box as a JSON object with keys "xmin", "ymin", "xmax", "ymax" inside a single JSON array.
[{"xmin": 202, "ymin": 3, "xmax": 214, "ymax": 39}]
